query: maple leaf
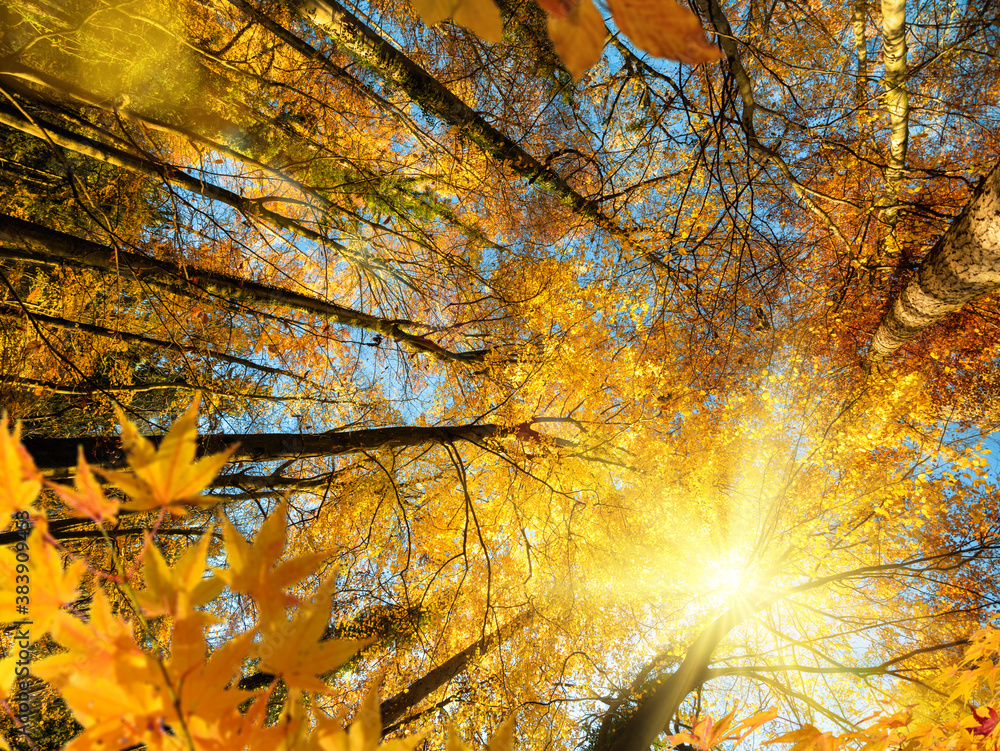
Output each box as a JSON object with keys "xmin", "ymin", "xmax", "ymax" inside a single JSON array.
[
  {"xmin": 667, "ymin": 708, "xmax": 775, "ymax": 750},
  {"xmin": 253, "ymin": 574, "xmax": 369, "ymax": 694},
  {"xmin": 214, "ymin": 500, "xmax": 330, "ymax": 621},
  {"xmin": 48, "ymin": 449, "xmax": 120, "ymax": 524},
  {"xmin": 0, "ymin": 414, "xmax": 41, "ymax": 517},
  {"xmin": 546, "ymin": 0, "xmax": 606, "ymax": 82},
  {"xmin": 607, "ymin": 0, "xmax": 723, "ymax": 64},
  {"xmin": 171, "ymin": 618, "xmax": 261, "ymax": 748},
  {"xmin": 134, "ymin": 528, "xmax": 223, "ymax": 621},
  {"xmin": 536, "ymin": 0, "xmax": 575, "ymax": 19},
  {"xmin": 0, "ymin": 520, "xmax": 84, "ymax": 638},
  {"xmin": 32, "ymin": 589, "xmax": 173, "ymax": 747},
  {"xmin": 100, "ymin": 395, "xmax": 237, "ymax": 514},
  {"xmin": 765, "ymin": 725, "xmax": 840, "ymax": 751}
]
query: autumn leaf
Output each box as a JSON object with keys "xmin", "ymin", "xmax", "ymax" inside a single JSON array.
[
  {"xmin": 546, "ymin": 0, "xmax": 606, "ymax": 82},
  {"xmin": 607, "ymin": 0, "xmax": 722, "ymax": 64},
  {"xmin": 49, "ymin": 449, "xmax": 120, "ymax": 524},
  {"xmin": 489, "ymin": 715, "xmax": 516, "ymax": 751},
  {"xmin": 253, "ymin": 574, "xmax": 369, "ymax": 694},
  {"xmin": 0, "ymin": 520, "xmax": 84, "ymax": 638},
  {"xmin": 214, "ymin": 499, "xmax": 331, "ymax": 621},
  {"xmin": 0, "ymin": 414, "xmax": 40, "ymax": 516},
  {"xmin": 134, "ymin": 528, "xmax": 223, "ymax": 621},
  {"xmin": 32, "ymin": 589, "xmax": 171, "ymax": 742},
  {"xmin": 536, "ymin": 0, "xmax": 575, "ymax": 19},
  {"xmin": 411, "ymin": 0, "xmax": 504, "ymax": 42},
  {"xmin": 100, "ymin": 394, "xmax": 237, "ymax": 513},
  {"xmin": 765, "ymin": 724, "xmax": 840, "ymax": 751},
  {"xmin": 972, "ymin": 707, "xmax": 999, "ymax": 737}
]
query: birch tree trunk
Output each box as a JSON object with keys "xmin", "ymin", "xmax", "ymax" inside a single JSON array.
[
  {"xmin": 869, "ymin": 161, "xmax": 1000, "ymax": 359},
  {"xmin": 853, "ymin": 0, "xmax": 867, "ymax": 109},
  {"xmin": 881, "ymin": 0, "xmax": 908, "ymax": 232}
]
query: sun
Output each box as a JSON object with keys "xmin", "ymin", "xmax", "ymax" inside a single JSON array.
[{"xmin": 704, "ymin": 550, "xmax": 752, "ymax": 606}]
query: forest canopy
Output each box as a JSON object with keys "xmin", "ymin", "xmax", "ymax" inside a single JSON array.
[{"xmin": 1, "ymin": 0, "xmax": 1000, "ymax": 749}]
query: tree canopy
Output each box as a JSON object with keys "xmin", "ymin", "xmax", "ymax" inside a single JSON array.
[{"xmin": 2, "ymin": 0, "xmax": 1000, "ymax": 749}]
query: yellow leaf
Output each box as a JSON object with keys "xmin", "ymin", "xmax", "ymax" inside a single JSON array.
[
  {"xmin": 215, "ymin": 500, "xmax": 330, "ymax": 621},
  {"xmin": 253, "ymin": 574, "xmax": 368, "ymax": 694},
  {"xmin": 547, "ymin": 0, "xmax": 606, "ymax": 82},
  {"xmin": 0, "ymin": 521, "xmax": 84, "ymax": 638},
  {"xmin": 412, "ymin": 0, "xmax": 460, "ymax": 26},
  {"xmin": 608, "ymin": 0, "xmax": 722, "ymax": 64},
  {"xmin": 102, "ymin": 394, "xmax": 236, "ymax": 513},
  {"xmin": 0, "ymin": 414, "xmax": 40, "ymax": 516},
  {"xmin": 489, "ymin": 715, "xmax": 516, "ymax": 751},
  {"xmin": 452, "ymin": 0, "xmax": 504, "ymax": 43},
  {"xmin": 49, "ymin": 449, "xmax": 119, "ymax": 524},
  {"xmin": 135, "ymin": 529, "xmax": 223, "ymax": 620},
  {"xmin": 412, "ymin": 0, "xmax": 503, "ymax": 42},
  {"xmin": 348, "ymin": 676, "xmax": 384, "ymax": 751}
]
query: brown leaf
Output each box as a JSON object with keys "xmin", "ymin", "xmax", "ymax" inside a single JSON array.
[{"xmin": 608, "ymin": 0, "xmax": 722, "ymax": 64}]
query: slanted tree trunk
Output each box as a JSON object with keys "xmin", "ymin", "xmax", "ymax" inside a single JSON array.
[
  {"xmin": 236, "ymin": 609, "xmax": 532, "ymax": 706},
  {"xmin": 0, "ymin": 301, "xmax": 298, "ymax": 381},
  {"xmin": 288, "ymin": 0, "xmax": 674, "ymax": 271},
  {"xmin": 869, "ymin": 161, "xmax": 1000, "ymax": 359},
  {"xmin": 23, "ymin": 423, "xmax": 515, "ymax": 477},
  {"xmin": 379, "ymin": 610, "xmax": 533, "ymax": 730},
  {"xmin": 0, "ymin": 214, "xmax": 486, "ymax": 363},
  {"xmin": 597, "ymin": 606, "xmax": 746, "ymax": 751}
]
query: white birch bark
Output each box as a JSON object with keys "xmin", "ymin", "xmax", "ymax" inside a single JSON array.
[{"xmin": 881, "ymin": 0, "xmax": 908, "ymax": 230}]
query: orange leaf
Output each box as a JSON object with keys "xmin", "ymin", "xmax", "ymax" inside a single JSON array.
[
  {"xmin": 537, "ymin": 0, "xmax": 575, "ymax": 19},
  {"xmin": 608, "ymin": 0, "xmax": 722, "ymax": 64},
  {"xmin": 49, "ymin": 449, "xmax": 119, "ymax": 524},
  {"xmin": 253, "ymin": 574, "xmax": 368, "ymax": 694},
  {"xmin": 214, "ymin": 500, "xmax": 330, "ymax": 621},
  {"xmin": 546, "ymin": 0, "xmax": 606, "ymax": 82}
]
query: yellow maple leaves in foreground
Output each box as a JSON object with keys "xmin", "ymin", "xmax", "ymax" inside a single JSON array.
[
  {"xmin": 409, "ymin": 0, "xmax": 722, "ymax": 81},
  {"xmin": 0, "ymin": 398, "xmax": 509, "ymax": 750}
]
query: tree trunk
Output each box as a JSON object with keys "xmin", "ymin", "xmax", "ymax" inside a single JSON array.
[
  {"xmin": 881, "ymin": 0, "xmax": 908, "ymax": 232},
  {"xmin": 379, "ymin": 610, "xmax": 533, "ymax": 730},
  {"xmin": 853, "ymin": 0, "xmax": 867, "ymax": 109},
  {"xmin": 23, "ymin": 423, "xmax": 510, "ymax": 476},
  {"xmin": 599, "ymin": 607, "xmax": 745, "ymax": 751},
  {"xmin": 0, "ymin": 102, "xmax": 382, "ymax": 272},
  {"xmin": 236, "ymin": 609, "xmax": 532, "ymax": 701},
  {"xmin": 0, "ymin": 214, "xmax": 486, "ymax": 363},
  {"xmin": 0, "ymin": 301, "xmax": 298, "ymax": 381},
  {"xmin": 290, "ymin": 0, "xmax": 673, "ymax": 271},
  {"xmin": 869, "ymin": 161, "xmax": 1000, "ymax": 359}
]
